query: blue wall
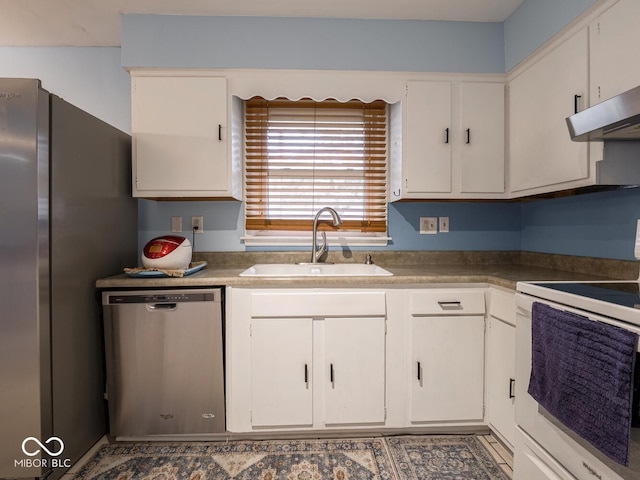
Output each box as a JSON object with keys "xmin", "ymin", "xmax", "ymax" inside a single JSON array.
[
  {"xmin": 4, "ymin": 0, "xmax": 639, "ymax": 260},
  {"xmin": 504, "ymin": 0, "xmax": 598, "ymax": 71},
  {"xmin": 521, "ymin": 188, "xmax": 640, "ymax": 260},
  {"xmin": 0, "ymin": 47, "xmax": 130, "ymax": 132},
  {"xmin": 122, "ymin": 15, "xmax": 505, "ymax": 73}
]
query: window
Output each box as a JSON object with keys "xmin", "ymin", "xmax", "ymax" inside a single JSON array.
[{"xmin": 244, "ymin": 97, "xmax": 388, "ymax": 242}]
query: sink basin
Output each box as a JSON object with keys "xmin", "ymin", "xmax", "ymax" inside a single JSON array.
[{"xmin": 239, "ymin": 263, "xmax": 393, "ymax": 277}]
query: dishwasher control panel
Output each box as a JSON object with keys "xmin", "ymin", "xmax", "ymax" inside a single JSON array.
[{"xmin": 105, "ymin": 289, "xmax": 220, "ymax": 304}]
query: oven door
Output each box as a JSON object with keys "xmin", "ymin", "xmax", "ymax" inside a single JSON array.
[{"xmin": 515, "ymin": 293, "xmax": 640, "ymax": 480}]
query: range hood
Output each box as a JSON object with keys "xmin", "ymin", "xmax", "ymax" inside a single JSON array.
[
  {"xmin": 566, "ymin": 85, "xmax": 640, "ymax": 186},
  {"xmin": 567, "ymin": 85, "xmax": 640, "ymax": 141}
]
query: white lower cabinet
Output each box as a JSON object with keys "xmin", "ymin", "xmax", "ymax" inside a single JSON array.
[
  {"xmin": 324, "ymin": 317, "xmax": 386, "ymax": 425},
  {"xmin": 250, "ymin": 318, "xmax": 313, "ymax": 427},
  {"xmin": 227, "ymin": 288, "xmax": 387, "ymax": 432},
  {"xmin": 408, "ymin": 290, "xmax": 486, "ymax": 423},
  {"xmin": 486, "ymin": 287, "xmax": 516, "ymax": 449},
  {"xmin": 227, "ymin": 286, "xmax": 490, "ymax": 433}
]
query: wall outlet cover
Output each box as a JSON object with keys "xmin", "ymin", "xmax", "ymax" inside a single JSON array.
[{"xmin": 439, "ymin": 217, "xmax": 449, "ymax": 233}]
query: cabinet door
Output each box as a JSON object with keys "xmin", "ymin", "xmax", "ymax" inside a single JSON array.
[
  {"xmin": 132, "ymin": 76, "xmax": 228, "ymax": 196},
  {"xmin": 405, "ymin": 81, "xmax": 452, "ymax": 194},
  {"xmin": 250, "ymin": 318, "xmax": 313, "ymax": 427},
  {"xmin": 590, "ymin": 0, "xmax": 640, "ymax": 104},
  {"xmin": 410, "ymin": 315, "xmax": 485, "ymax": 422},
  {"xmin": 509, "ymin": 28, "xmax": 589, "ymax": 195},
  {"xmin": 460, "ymin": 83, "xmax": 505, "ymax": 193},
  {"xmin": 324, "ymin": 317, "xmax": 386, "ymax": 425},
  {"xmin": 487, "ymin": 316, "xmax": 516, "ymax": 447}
]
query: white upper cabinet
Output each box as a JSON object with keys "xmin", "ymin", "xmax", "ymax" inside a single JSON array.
[
  {"xmin": 396, "ymin": 80, "xmax": 505, "ymax": 200},
  {"xmin": 590, "ymin": 0, "xmax": 640, "ymax": 103},
  {"xmin": 131, "ymin": 74, "xmax": 241, "ymax": 199},
  {"xmin": 509, "ymin": 28, "xmax": 591, "ymax": 196},
  {"xmin": 404, "ymin": 81, "xmax": 453, "ymax": 195},
  {"xmin": 459, "ymin": 82, "xmax": 505, "ymax": 194}
]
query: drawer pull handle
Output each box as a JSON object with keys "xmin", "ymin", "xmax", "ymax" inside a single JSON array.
[
  {"xmin": 466, "ymin": 128, "xmax": 471, "ymax": 144},
  {"xmin": 437, "ymin": 301, "xmax": 462, "ymax": 310},
  {"xmin": 417, "ymin": 361, "xmax": 422, "ymax": 381},
  {"xmin": 330, "ymin": 363, "xmax": 335, "ymax": 383},
  {"xmin": 218, "ymin": 124, "xmax": 222, "ymax": 141},
  {"xmin": 304, "ymin": 364, "xmax": 309, "ymax": 385},
  {"xmin": 509, "ymin": 378, "xmax": 515, "ymax": 399},
  {"xmin": 444, "ymin": 127, "xmax": 450, "ymax": 144}
]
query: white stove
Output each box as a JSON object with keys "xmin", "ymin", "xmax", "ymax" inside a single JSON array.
[{"xmin": 515, "ymin": 279, "xmax": 640, "ymax": 480}]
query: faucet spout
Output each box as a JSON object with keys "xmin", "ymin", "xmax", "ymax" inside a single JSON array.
[{"xmin": 311, "ymin": 207, "xmax": 342, "ymax": 263}]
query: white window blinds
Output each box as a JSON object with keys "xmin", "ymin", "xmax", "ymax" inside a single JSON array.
[{"xmin": 245, "ymin": 97, "xmax": 388, "ymax": 233}]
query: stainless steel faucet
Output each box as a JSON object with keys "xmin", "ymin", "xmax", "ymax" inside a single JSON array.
[{"xmin": 310, "ymin": 207, "xmax": 342, "ymax": 263}]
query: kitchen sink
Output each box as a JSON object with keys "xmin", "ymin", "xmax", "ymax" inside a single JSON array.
[{"xmin": 239, "ymin": 263, "xmax": 393, "ymax": 277}]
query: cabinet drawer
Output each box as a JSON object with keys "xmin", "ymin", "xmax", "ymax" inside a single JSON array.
[
  {"xmin": 409, "ymin": 290, "xmax": 485, "ymax": 315},
  {"xmin": 251, "ymin": 291, "xmax": 386, "ymax": 318}
]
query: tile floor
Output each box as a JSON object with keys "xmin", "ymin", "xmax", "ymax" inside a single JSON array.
[
  {"xmin": 479, "ymin": 433, "xmax": 514, "ymax": 479},
  {"xmin": 65, "ymin": 432, "xmax": 514, "ymax": 479}
]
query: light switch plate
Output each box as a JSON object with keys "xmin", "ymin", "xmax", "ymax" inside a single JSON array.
[
  {"xmin": 420, "ymin": 217, "xmax": 438, "ymax": 234},
  {"xmin": 171, "ymin": 216, "xmax": 182, "ymax": 233}
]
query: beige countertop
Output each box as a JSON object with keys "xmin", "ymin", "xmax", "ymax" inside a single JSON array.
[{"xmin": 97, "ymin": 250, "xmax": 636, "ymax": 290}]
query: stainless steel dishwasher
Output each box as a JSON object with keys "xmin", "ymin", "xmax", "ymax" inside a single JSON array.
[{"xmin": 102, "ymin": 288, "xmax": 225, "ymax": 437}]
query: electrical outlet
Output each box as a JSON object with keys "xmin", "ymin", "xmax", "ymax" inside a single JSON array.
[
  {"xmin": 419, "ymin": 217, "xmax": 438, "ymax": 235},
  {"xmin": 439, "ymin": 216, "xmax": 449, "ymax": 233},
  {"xmin": 171, "ymin": 216, "xmax": 182, "ymax": 233},
  {"xmin": 191, "ymin": 216, "xmax": 204, "ymax": 234}
]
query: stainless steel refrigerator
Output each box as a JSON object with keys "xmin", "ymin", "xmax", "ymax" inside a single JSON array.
[{"xmin": 0, "ymin": 78, "xmax": 137, "ymax": 479}]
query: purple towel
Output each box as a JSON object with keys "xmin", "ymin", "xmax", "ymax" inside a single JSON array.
[{"xmin": 528, "ymin": 302, "xmax": 638, "ymax": 466}]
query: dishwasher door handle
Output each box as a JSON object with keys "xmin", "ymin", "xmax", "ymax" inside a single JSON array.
[{"xmin": 146, "ymin": 303, "xmax": 178, "ymax": 311}]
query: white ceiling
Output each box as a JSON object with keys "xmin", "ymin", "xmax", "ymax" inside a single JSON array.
[{"xmin": 0, "ymin": 0, "xmax": 524, "ymax": 47}]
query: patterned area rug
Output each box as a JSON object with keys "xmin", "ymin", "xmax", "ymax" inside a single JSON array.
[
  {"xmin": 385, "ymin": 435, "xmax": 510, "ymax": 480},
  {"xmin": 73, "ymin": 438, "xmax": 395, "ymax": 480}
]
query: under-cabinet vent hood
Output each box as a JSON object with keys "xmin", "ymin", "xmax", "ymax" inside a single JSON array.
[
  {"xmin": 566, "ymin": 85, "xmax": 640, "ymax": 186},
  {"xmin": 567, "ymin": 85, "xmax": 640, "ymax": 141}
]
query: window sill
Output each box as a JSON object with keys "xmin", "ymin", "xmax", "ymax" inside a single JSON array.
[{"xmin": 241, "ymin": 235, "xmax": 391, "ymax": 248}]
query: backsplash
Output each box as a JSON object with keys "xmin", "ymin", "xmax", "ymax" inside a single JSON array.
[{"xmin": 139, "ymin": 187, "xmax": 640, "ymax": 261}]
